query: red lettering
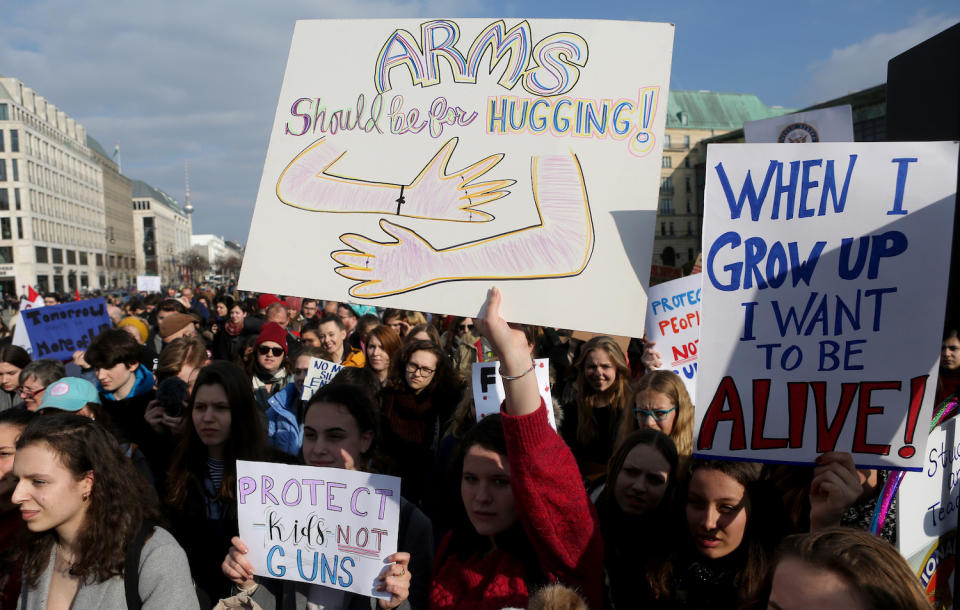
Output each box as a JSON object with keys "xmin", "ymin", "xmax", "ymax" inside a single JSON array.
[
  {"xmin": 697, "ymin": 376, "xmax": 746, "ymax": 450},
  {"xmin": 852, "ymin": 381, "xmax": 898, "ymax": 455},
  {"xmin": 813, "ymin": 381, "xmax": 859, "ymax": 452},
  {"xmin": 751, "ymin": 379, "xmax": 788, "ymax": 449}
]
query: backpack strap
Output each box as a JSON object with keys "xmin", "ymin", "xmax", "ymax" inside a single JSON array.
[{"xmin": 124, "ymin": 520, "xmax": 156, "ymax": 610}]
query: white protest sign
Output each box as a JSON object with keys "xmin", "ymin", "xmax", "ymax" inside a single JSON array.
[
  {"xmin": 301, "ymin": 357, "xmax": 344, "ymax": 401},
  {"xmin": 471, "ymin": 359, "xmax": 556, "ymax": 429},
  {"xmin": 744, "ymin": 105, "xmax": 854, "ymax": 144},
  {"xmin": 239, "ymin": 18, "xmax": 675, "ymax": 338},
  {"xmin": 236, "ymin": 460, "xmax": 401, "ymax": 599},
  {"xmin": 695, "ymin": 142, "xmax": 958, "ymax": 469},
  {"xmin": 137, "ymin": 275, "xmax": 162, "ymax": 293},
  {"xmin": 644, "ymin": 274, "xmax": 701, "ymax": 400},
  {"xmin": 12, "ymin": 298, "xmax": 43, "ymax": 356},
  {"xmin": 899, "ymin": 416, "xmax": 960, "ymax": 559}
]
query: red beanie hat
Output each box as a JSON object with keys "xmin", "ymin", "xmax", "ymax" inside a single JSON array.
[
  {"xmin": 255, "ymin": 321, "xmax": 288, "ymax": 353},
  {"xmin": 257, "ymin": 293, "xmax": 282, "ymax": 310}
]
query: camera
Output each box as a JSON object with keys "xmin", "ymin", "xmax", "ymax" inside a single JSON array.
[{"xmin": 156, "ymin": 376, "xmax": 189, "ymax": 418}]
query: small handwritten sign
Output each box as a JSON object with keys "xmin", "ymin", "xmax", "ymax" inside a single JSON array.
[
  {"xmin": 236, "ymin": 460, "xmax": 401, "ymax": 599},
  {"xmin": 644, "ymin": 274, "xmax": 701, "ymax": 400},
  {"xmin": 302, "ymin": 357, "xmax": 344, "ymax": 401},
  {"xmin": 471, "ymin": 359, "xmax": 556, "ymax": 429}
]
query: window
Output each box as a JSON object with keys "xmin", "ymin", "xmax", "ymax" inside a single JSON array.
[
  {"xmin": 0, "ymin": 247, "xmax": 13, "ymax": 263},
  {"xmin": 0, "ymin": 130, "xmax": 3, "ymax": 152},
  {"xmin": 0, "ymin": 160, "xmax": 5, "ymax": 182},
  {"xmin": 660, "ymin": 198, "xmax": 673, "ymax": 214},
  {"xmin": 684, "ymin": 157, "xmax": 690, "ymax": 168},
  {"xmin": 683, "ymin": 135, "xmax": 690, "ymax": 149},
  {"xmin": 16, "ymin": 217, "xmax": 22, "ymax": 239},
  {"xmin": 66, "ymin": 249, "xmax": 76, "ymax": 264},
  {"xmin": 35, "ymin": 246, "xmax": 48, "ymax": 263},
  {"xmin": 37, "ymin": 275, "xmax": 48, "ymax": 293},
  {"xmin": 51, "ymin": 248, "xmax": 63, "ymax": 264},
  {"xmin": 79, "ymin": 251, "xmax": 88, "ymax": 265},
  {"xmin": 660, "ymin": 177, "xmax": 673, "ymax": 193},
  {"xmin": 661, "ymin": 156, "xmax": 672, "ymax": 168},
  {"xmin": 14, "ymin": 189, "xmax": 20, "ymax": 210},
  {"xmin": 0, "ymin": 189, "xmax": 6, "ymax": 211},
  {"xmin": 0, "ymin": 218, "xmax": 9, "ymax": 240},
  {"xmin": 95, "ymin": 253, "xmax": 103, "ymax": 266},
  {"xmin": 687, "ymin": 198, "xmax": 693, "ymax": 213},
  {"xmin": 664, "ymin": 134, "xmax": 671, "ymax": 148},
  {"xmin": 669, "ymin": 222, "xmax": 675, "ymax": 236},
  {"xmin": 10, "ymin": 130, "xmax": 18, "ymax": 153},
  {"xmin": 685, "ymin": 176, "xmax": 692, "ymax": 192},
  {"xmin": 11, "ymin": 160, "xmax": 17, "ymax": 182},
  {"xmin": 687, "ymin": 221, "xmax": 693, "ymax": 236},
  {"xmin": 660, "ymin": 222, "xmax": 666, "ymax": 236}
]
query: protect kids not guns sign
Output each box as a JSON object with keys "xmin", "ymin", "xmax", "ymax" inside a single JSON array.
[
  {"xmin": 236, "ymin": 460, "xmax": 401, "ymax": 599},
  {"xmin": 644, "ymin": 274, "xmax": 701, "ymax": 401},
  {"xmin": 694, "ymin": 142, "xmax": 958, "ymax": 470}
]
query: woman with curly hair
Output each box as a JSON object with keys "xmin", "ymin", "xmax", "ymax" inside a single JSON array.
[
  {"xmin": 380, "ymin": 340, "xmax": 462, "ymax": 504},
  {"xmin": 559, "ymin": 335, "xmax": 633, "ymax": 482},
  {"xmin": 165, "ymin": 361, "xmax": 270, "ymax": 608},
  {"xmin": 12, "ymin": 411, "xmax": 198, "ymax": 608}
]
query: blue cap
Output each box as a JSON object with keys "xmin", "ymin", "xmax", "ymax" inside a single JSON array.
[{"xmin": 38, "ymin": 378, "xmax": 101, "ymax": 412}]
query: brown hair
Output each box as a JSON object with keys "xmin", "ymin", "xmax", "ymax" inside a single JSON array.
[
  {"xmin": 617, "ymin": 370, "xmax": 694, "ymax": 455},
  {"xmin": 404, "ymin": 322, "xmax": 442, "ymax": 347},
  {"xmin": 18, "ymin": 412, "xmax": 160, "ymax": 586},
  {"xmin": 770, "ymin": 527, "xmax": 932, "ymax": 610},
  {"xmin": 388, "ymin": 340, "xmax": 460, "ymax": 399},
  {"xmin": 156, "ymin": 336, "xmax": 208, "ymax": 381},
  {"xmin": 573, "ymin": 336, "xmax": 631, "ymax": 444},
  {"xmin": 366, "ymin": 325, "xmax": 402, "ymax": 361}
]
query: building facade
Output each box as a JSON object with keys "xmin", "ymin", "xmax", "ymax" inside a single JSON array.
[
  {"xmin": 191, "ymin": 233, "xmax": 228, "ymax": 267},
  {"xmin": 87, "ymin": 136, "xmax": 136, "ymax": 289},
  {"xmin": 132, "ymin": 180, "xmax": 193, "ymax": 287},
  {"xmin": 0, "ymin": 76, "xmax": 107, "ymax": 296},
  {"xmin": 654, "ymin": 91, "xmax": 793, "ymax": 279}
]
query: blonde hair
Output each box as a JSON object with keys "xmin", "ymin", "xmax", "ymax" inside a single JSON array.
[
  {"xmin": 574, "ymin": 336, "xmax": 631, "ymax": 444},
  {"xmin": 617, "ymin": 370, "xmax": 694, "ymax": 456}
]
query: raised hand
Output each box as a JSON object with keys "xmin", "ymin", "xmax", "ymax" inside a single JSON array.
[
  {"xmin": 809, "ymin": 451, "xmax": 862, "ymax": 531},
  {"xmin": 332, "ymin": 219, "xmax": 440, "ymax": 298}
]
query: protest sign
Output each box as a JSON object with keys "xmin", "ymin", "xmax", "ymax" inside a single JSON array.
[
  {"xmin": 239, "ymin": 18, "xmax": 675, "ymax": 338},
  {"xmin": 644, "ymin": 274, "xmax": 701, "ymax": 400},
  {"xmin": 137, "ymin": 275, "xmax": 162, "ymax": 293},
  {"xmin": 472, "ymin": 359, "xmax": 556, "ymax": 429},
  {"xmin": 12, "ymin": 297, "xmax": 44, "ymax": 356},
  {"xmin": 302, "ymin": 357, "xmax": 344, "ymax": 401},
  {"xmin": 744, "ymin": 105, "xmax": 854, "ymax": 144},
  {"xmin": 21, "ymin": 298, "xmax": 112, "ymax": 361},
  {"xmin": 905, "ymin": 532, "xmax": 956, "ymax": 609},
  {"xmin": 236, "ymin": 460, "xmax": 401, "ymax": 599},
  {"xmin": 694, "ymin": 142, "xmax": 958, "ymax": 469}
]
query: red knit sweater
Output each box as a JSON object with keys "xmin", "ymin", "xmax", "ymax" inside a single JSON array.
[{"xmin": 429, "ymin": 402, "xmax": 603, "ymax": 609}]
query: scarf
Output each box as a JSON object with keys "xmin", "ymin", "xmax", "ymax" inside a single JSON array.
[
  {"xmin": 225, "ymin": 319, "xmax": 243, "ymax": 336},
  {"xmin": 384, "ymin": 387, "xmax": 436, "ymax": 445},
  {"xmin": 252, "ymin": 363, "xmax": 288, "ymax": 389}
]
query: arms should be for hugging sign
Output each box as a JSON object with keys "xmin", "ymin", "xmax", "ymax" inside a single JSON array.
[{"xmin": 695, "ymin": 142, "xmax": 958, "ymax": 470}]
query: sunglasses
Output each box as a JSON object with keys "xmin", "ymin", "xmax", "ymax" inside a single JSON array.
[
  {"xmin": 458, "ymin": 323, "xmax": 474, "ymax": 331},
  {"xmin": 257, "ymin": 345, "xmax": 284, "ymax": 357}
]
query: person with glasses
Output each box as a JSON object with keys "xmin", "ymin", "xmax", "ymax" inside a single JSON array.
[
  {"xmin": 381, "ymin": 340, "xmax": 462, "ymax": 504},
  {"xmin": 246, "ymin": 322, "xmax": 295, "ymax": 415},
  {"xmin": 17, "ymin": 360, "xmax": 66, "ymax": 412},
  {"xmin": 617, "ymin": 370, "xmax": 694, "ymax": 457}
]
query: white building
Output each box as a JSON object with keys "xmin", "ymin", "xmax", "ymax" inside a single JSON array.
[
  {"xmin": 132, "ymin": 180, "xmax": 192, "ymax": 287},
  {"xmin": 191, "ymin": 233, "xmax": 228, "ymax": 267},
  {"xmin": 0, "ymin": 76, "xmax": 107, "ymax": 296}
]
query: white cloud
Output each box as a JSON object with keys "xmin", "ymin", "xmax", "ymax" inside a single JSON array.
[{"xmin": 801, "ymin": 13, "xmax": 959, "ymax": 104}]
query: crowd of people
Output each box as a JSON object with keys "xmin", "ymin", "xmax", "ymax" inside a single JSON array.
[{"xmin": 0, "ymin": 283, "xmax": 950, "ymax": 609}]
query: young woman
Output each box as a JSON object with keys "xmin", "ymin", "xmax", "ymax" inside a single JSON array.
[
  {"xmin": 0, "ymin": 408, "xmax": 34, "ymax": 606},
  {"xmin": 616, "ymin": 370, "xmax": 695, "ymax": 457},
  {"xmin": 430, "ymin": 287, "xmax": 602, "ymax": 609},
  {"xmin": 166, "ymin": 361, "xmax": 270, "ymax": 609},
  {"xmin": 247, "ymin": 321, "xmax": 295, "ymax": 412},
  {"xmin": 766, "ymin": 527, "xmax": 932, "ymax": 610},
  {"xmin": 559, "ymin": 336, "xmax": 632, "ymax": 481},
  {"xmin": 212, "ymin": 300, "xmax": 247, "ymax": 363},
  {"xmin": 12, "ymin": 412, "xmax": 198, "ymax": 608},
  {"xmin": 404, "ymin": 323, "xmax": 442, "ymax": 348},
  {"xmin": 596, "ymin": 429, "xmax": 679, "ymax": 609},
  {"xmin": 380, "ymin": 340, "xmax": 462, "ymax": 504},
  {"xmin": 646, "ymin": 459, "xmax": 787, "ymax": 610},
  {"xmin": 0, "ymin": 345, "xmax": 29, "ymax": 412},
  {"xmin": 221, "ymin": 380, "xmax": 433, "ymax": 609},
  {"xmin": 366, "ymin": 325, "xmax": 403, "ymax": 385}
]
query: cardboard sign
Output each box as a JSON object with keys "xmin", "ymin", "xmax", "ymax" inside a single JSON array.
[
  {"xmin": 695, "ymin": 142, "xmax": 958, "ymax": 469},
  {"xmin": 137, "ymin": 275, "xmax": 162, "ymax": 293},
  {"xmin": 899, "ymin": 416, "xmax": 960, "ymax": 559},
  {"xmin": 239, "ymin": 18, "xmax": 675, "ymax": 338},
  {"xmin": 644, "ymin": 274, "xmax": 701, "ymax": 400},
  {"xmin": 21, "ymin": 298, "xmax": 112, "ymax": 361},
  {"xmin": 744, "ymin": 105, "xmax": 854, "ymax": 144},
  {"xmin": 302, "ymin": 357, "xmax": 344, "ymax": 401},
  {"xmin": 471, "ymin": 359, "xmax": 556, "ymax": 429},
  {"xmin": 236, "ymin": 460, "xmax": 401, "ymax": 599}
]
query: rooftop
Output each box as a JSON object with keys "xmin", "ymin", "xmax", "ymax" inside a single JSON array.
[
  {"xmin": 132, "ymin": 179, "xmax": 187, "ymax": 216},
  {"xmin": 665, "ymin": 90, "xmax": 794, "ymax": 131}
]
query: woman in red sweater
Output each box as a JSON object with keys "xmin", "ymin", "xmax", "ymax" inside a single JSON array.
[{"xmin": 429, "ymin": 287, "xmax": 603, "ymax": 610}]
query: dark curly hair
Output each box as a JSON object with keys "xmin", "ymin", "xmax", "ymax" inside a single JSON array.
[
  {"xmin": 387, "ymin": 339, "xmax": 460, "ymax": 398},
  {"xmin": 17, "ymin": 412, "xmax": 160, "ymax": 586}
]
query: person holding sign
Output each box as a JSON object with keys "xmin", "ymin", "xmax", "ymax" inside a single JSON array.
[
  {"xmin": 222, "ymin": 380, "xmax": 433, "ymax": 609},
  {"xmin": 559, "ymin": 336, "xmax": 632, "ymax": 482},
  {"xmin": 430, "ymin": 287, "xmax": 602, "ymax": 609},
  {"xmin": 11, "ymin": 412, "xmax": 198, "ymax": 609},
  {"xmin": 166, "ymin": 362, "xmax": 271, "ymax": 608}
]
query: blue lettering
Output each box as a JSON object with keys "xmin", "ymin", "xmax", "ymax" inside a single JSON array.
[{"xmin": 267, "ymin": 545, "xmax": 286, "ymax": 577}]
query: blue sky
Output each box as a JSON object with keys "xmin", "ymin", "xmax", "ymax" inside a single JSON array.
[{"xmin": 0, "ymin": 1, "xmax": 956, "ymax": 243}]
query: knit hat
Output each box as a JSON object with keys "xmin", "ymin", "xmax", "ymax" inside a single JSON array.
[
  {"xmin": 39, "ymin": 377, "xmax": 100, "ymax": 412},
  {"xmin": 257, "ymin": 294, "xmax": 282, "ymax": 311},
  {"xmin": 117, "ymin": 316, "xmax": 149, "ymax": 343},
  {"xmin": 284, "ymin": 296, "xmax": 303, "ymax": 313},
  {"xmin": 255, "ymin": 321, "xmax": 288, "ymax": 353},
  {"xmin": 159, "ymin": 312, "xmax": 200, "ymax": 339},
  {"xmin": 346, "ymin": 304, "xmax": 377, "ymax": 318}
]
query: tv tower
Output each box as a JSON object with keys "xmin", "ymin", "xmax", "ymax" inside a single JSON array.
[{"xmin": 183, "ymin": 160, "xmax": 195, "ymax": 216}]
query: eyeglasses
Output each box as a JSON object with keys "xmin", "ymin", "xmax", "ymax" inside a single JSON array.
[
  {"xmin": 633, "ymin": 406, "xmax": 677, "ymax": 422},
  {"xmin": 406, "ymin": 362, "xmax": 436, "ymax": 377},
  {"xmin": 458, "ymin": 323, "xmax": 474, "ymax": 332},
  {"xmin": 17, "ymin": 385, "xmax": 46, "ymax": 399},
  {"xmin": 258, "ymin": 345, "xmax": 285, "ymax": 357}
]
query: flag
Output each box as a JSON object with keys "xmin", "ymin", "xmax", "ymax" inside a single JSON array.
[
  {"xmin": 75, "ymin": 288, "xmax": 81, "ymax": 301},
  {"xmin": 27, "ymin": 286, "xmax": 40, "ymax": 301}
]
